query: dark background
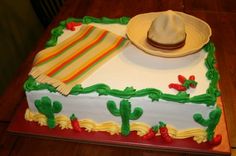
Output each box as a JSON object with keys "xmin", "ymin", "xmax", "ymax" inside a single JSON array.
[{"xmin": 0, "ymin": 0, "xmax": 44, "ymax": 95}]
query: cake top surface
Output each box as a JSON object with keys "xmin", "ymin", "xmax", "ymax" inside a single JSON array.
[
  {"xmin": 70, "ymin": 23, "xmax": 209, "ymax": 96},
  {"xmin": 25, "ymin": 16, "xmax": 220, "ymax": 106}
]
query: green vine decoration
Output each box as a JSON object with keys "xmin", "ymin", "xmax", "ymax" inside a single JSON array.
[
  {"xmin": 34, "ymin": 96, "xmax": 62, "ymax": 128},
  {"xmin": 24, "ymin": 75, "xmax": 217, "ymax": 106},
  {"xmin": 24, "ymin": 76, "xmax": 57, "ymax": 92},
  {"xmin": 106, "ymin": 100, "xmax": 143, "ymax": 136},
  {"xmin": 193, "ymin": 107, "xmax": 222, "ymax": 141},
  {"xmin": 204, "ymin": 42, "xmax": 221, "ymax": 98}
]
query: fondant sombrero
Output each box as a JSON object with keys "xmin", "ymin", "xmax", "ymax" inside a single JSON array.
[{"xmin": 126, "ymin": 11, "xmax": 212, "ymax": 57}]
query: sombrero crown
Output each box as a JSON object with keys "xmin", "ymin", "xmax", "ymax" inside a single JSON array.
[{"xmin": 147, "ymin": 10, "xmax": 186, "ymax": 49}]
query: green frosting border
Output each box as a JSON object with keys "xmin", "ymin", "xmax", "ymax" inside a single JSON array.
[{"xmin": 24, "ymin": 17, "xmax": 220, "ymax": 106}]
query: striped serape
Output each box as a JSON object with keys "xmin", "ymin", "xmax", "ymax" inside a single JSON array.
[{"xmin": 29, "ymin": 25, "xmax": 129, "ymax": 95}]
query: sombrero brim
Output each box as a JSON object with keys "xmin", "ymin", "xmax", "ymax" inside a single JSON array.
[{"xmin": 126, "ymin": 11, "xmax": 212, "ymax": 57}]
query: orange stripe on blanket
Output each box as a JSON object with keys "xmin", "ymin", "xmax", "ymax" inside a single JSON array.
[
  {"xmin": 34, "ymin": 25, "xmax": 94, "ymax": 66},
  {"xmin": 47, "ymin": 30, "xmax": 108, "ymax": 77},
  {"xmin": 62, "ymin": 37, "xmax": 126, "ymax": 83}
]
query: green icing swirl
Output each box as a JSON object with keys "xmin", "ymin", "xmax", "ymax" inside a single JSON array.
[
  {"xmin": 45, "ymin": 16, "xmax": 130, "ymax": 48},
  {"xmin": 25, "ymin": 17, "xmax": 221, "ymax": 107},
  {"xmin": 70, "ymin": 84, "xmax": 162, "ymax": 99},
  {"xmin": 161, "ymin": 92, "xmax": 190, "ymax": 103},
  {"xmin": 24, "ymin": 76, "xmax": 57, "ymax": 92}
]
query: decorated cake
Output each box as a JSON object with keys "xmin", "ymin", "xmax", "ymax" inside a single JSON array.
[{"xmin": 24, "ymin": 11, "xmax": 222, "ymax": 145}]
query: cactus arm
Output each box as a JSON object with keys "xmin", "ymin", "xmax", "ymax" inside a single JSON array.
[
  {"xmin": 107, "ymin": 100, "xmax": 120, "ymax": 116},
  {"xmin": 34, "ymin": 99, "xmax": 42, "ymax": 112},
  {"xmin": 207, "ymin": 107, "xmax": 222, "ymax": 140},
  {"xmin": 209, "ymin": 107, "xmax": 222, "ymax": 128},
  {"xmin": 193, "ymin": 107, "xmax": 222, "ymax": 141},
  {"xmin": 130, "ymin": 107, "xmax": 143, "ymax": 120},
  {"xmin": 34, "ymin": 97, "xmax": 53, "ymax": 118},
  {"xmin": 52, "ymin": 101, "xmax": 62, "ymax": 113},
  {"xmin": 193, "ymin": 113, "xmax": 209, "ymax": 126},
  {"xmin": 35, "ymin": 99, "xmax": 53, "ymax": 118}
]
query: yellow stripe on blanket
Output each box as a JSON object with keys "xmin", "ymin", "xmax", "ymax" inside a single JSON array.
[{"xmin": 29, "ymin": 25, "xmax": 129, "ymax": 95}]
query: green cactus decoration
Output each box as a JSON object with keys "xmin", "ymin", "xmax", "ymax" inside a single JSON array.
[
  {"xmin": 193, "ymin": 107, "xmax": 221, "ymax": 141},
  {"xmin": 106, "ymin": 100, "xmax": 143, "ymax": 136},
  {"xmin": 34, "ymin": 96, "xmax": 62, "ymax": 128}
]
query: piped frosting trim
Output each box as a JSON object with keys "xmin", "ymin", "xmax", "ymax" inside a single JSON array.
[{"xmin": 25, "ymin": 108, "xmax": 207, "ymax": 143}]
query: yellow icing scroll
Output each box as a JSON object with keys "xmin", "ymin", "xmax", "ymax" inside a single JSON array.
[
  {"xmin": 166, "ymin": 125, "xmax": 207, "ymax": 143},
  {"xmin": 25, "ymin": 109, "xmax": 207, "ymax": 143},
  {"xmin": 79, "ymin": 119, "xmax": 120, "ymax": 135}
]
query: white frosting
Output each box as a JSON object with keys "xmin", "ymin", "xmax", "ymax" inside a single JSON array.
[
  {"xmin": 82, "ymin": 46, "xmax": 208, "ymax": 96},
  {"xmin": 58, "ymin": 23, "xmax": 209, "ymax": 96},
  {"xmin": 26, "ymin": 22, "xmax": 214, "ymax": 130}
]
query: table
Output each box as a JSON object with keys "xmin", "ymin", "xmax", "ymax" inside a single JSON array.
[{"xmin": 1, "ymin": 0, "xmax": 236, "ymax": 155}]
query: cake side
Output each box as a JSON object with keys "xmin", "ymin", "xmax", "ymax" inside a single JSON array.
[{"xmin": 24, "ymin": 16, "xmax": 222, "ymax": 145}]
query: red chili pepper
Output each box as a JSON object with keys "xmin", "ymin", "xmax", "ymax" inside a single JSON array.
[
  {"xmin": 208, "ymin": 134, "xmax": 222, "ymax": 146},
  {"xmin": 142, "ymin": 125, "xmax": 159, "ymax": 140},
  {"xmin": 189, "ymin": 75, "xmax": 195, "ymax": 81},
  {"xmin": 178, "ymin": 75, "xmax": 186, "ymax": 84},
  {"xmin": 142, "ymin": 129, "xmax": 155, "ymax": 140},
  {"xmin": 70, "ymin": 114, "xmax": 81, "ymax": 132},
  {"xmin": 159, "ymin": 121, "xmax": 173, "ymax": 143},
  {"xmin": 169, "ymin": 83, "xmax": 186, "ymax": 91},
  {"xmin": 66, "ymin": 22, "xmax": 82, "ymax": 31},
  {"xmin": 188, "ymin": 75, "xmax": 197, "ymax": 88}
]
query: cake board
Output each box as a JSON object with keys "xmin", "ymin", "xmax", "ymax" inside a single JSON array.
[{"xmin": 7, "ymin": 97, "xmax": 231, "ymax": 155}]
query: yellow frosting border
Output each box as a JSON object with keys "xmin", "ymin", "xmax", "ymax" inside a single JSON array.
[{"xmin": 25, "ymin": 109, "xmax": 207, "ymax": 143}]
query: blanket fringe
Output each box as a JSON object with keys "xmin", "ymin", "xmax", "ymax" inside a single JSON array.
[{"xmin": 29, "ymin": 67, "xmax": 72, "ymax": 95}]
